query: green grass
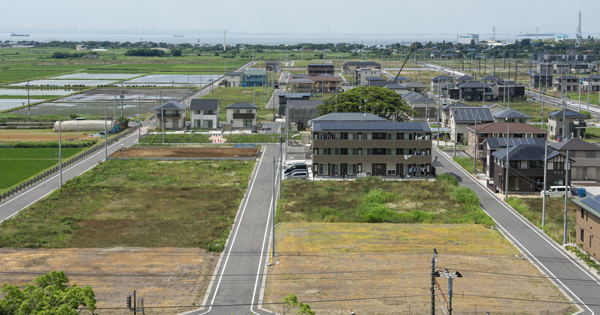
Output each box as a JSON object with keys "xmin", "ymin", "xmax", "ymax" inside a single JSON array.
[
  {"xmin": 0, "ymin": 159, "xmax": 254, "ymax": 250},
  {"xmin": 277, "ymin": 177, "xmax": 493, "ymax": 226},
  {"xmin": 0, "ymin": 148, "xmax": 84, "ymax": 190},
  {"xmin": 139, "ymin": 133, "xmax": 280, "ymax": 144},
  {"xmin": 567, "ymin": 92, "xmax": 600, "ymax": 105},
  {"xmin": 585, "ymin": 127, "xmax": 600, "ymax": 142},
  {"xmin": 506, "ymin": 197, "xmax": 577, "ymax": 244},
  {"xmin": 452, "ymin": 156, "xmax": 483, "ymax": 174},
  {"xmin": 461, "ymin": 100, "xmax": 560, "ymax": 123},
  {"xmin": 0, "ymin": 113, "xmax": 104, "ymax": 122},
  {"xmin": 199, "ymin": 86, "xmax": 276, "ymax": 121}
]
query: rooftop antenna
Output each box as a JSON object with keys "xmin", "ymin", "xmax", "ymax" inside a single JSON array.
[{"xmin": 576, "ymin": 11, "xmax": 583, "ymax": 46}]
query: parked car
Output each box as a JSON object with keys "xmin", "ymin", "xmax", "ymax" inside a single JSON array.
[
  {"xmin": 285, "ymin": 164, "xmax": 307, "ymax": 174},
  {"xmin": 285, "ymin": 170, "xmax": 308, "ymax": 180},
  {"xmin": 540, "ymin": 186, "xmax": 572, "ymax": 198}
]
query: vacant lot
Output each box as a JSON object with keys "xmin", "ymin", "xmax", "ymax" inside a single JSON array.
[
  {"xmin": 507, "ymin": 197, "xmax": 577, "ymax": 244},
  {"xmin": 197, "ymin": 86, "xmax": 275, "ymax": 121},
  {"xmin": 0, "ymin": 159, "xmax": 254, "ymax": 250},
  {"xmin": 139, "ymin": 133, "xmax": 280, "ymax": 144},
  {"xmin": 0, "ymin": 147, "xmax": 84, "ymax": 191},
  {"xmin": 110, "ymin": 147, "xmax": 259, "ymax": 158},
  {"xmin": 0, "ymin": 247, "xmax": 214, "ymax": 315},
  {"xmin": 264, "ymin": 223, "xmax": 574, "ymax": 315},
  {"xmin": 0, "ymin": 128, "xmax": 100, "ymax": 141},
  {"xmin": 277, "ymin": 177, "xmax": 493, "ymax": 225}
]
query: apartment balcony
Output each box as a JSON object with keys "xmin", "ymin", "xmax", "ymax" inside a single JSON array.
[
  {"xmin": 313, "ymin": 155, "xmax": 432, "ymax": 164},
  {"xmin": 156, "ymin": 113, "xmax": 181, "ymax": 118},
  {"xmin": 312, "ymin": 139, "xmax": 432, "ymax": 149},
  {"xmin": 233, "ymin": 113, "xmax": 256, "ymax": 119}
]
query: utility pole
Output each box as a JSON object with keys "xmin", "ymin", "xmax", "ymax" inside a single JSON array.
[
  {"xmin": 445, "ymin": 270, "xmax": 454, "ymax": 315},
  {"xmin": 453, "ymin": 109, "xmax": 457, "ymax": 157},
  {"xmin": 138, "ymin": 95, "xmax": 141, "ymax": 142},
  {"xmin": 562, "ymin": 100, "xmax": 566, "ymax": 140},
  {"xmin": 564, "ymin": 150, "xmax": 569, "ymax": 245},
  {"xmin": 542, "ymin": 140, "xmax": 548, "ymax": 227},
  {"xmin": 105, "ymin": 102, "xmax": 108, "ymax": 161},
  {"xmin": 58, "ymin": 120, "xmax": 62, "ymax": 188},
  {"xmin": 134, "ymin": 290, "xmax": 137, "ymax": 315},
  {"xmin": 120, "ymin": 80, "xmax": 124, "ymax": 118},
  {"xmin": 27, "ymin": 81, "xmax": 30, "ymax": 121},
  {"xmin": 272, "ymin": 155, "xmax": 276, "ymax": 258},
  {"xmin": 505, "ymin": 123, "xmax": 510, "ymax": 200},
  {"xmin": 473, "ymin": 112, "xmax": 479, "ymax": 175},
  {"xmin": 431, "ymin": 249, "xmax": 437, "ymax": 315},
  {"xmin": 279, "ymin": 141, "xmax": 283, "ymax": 199},
  {"xmin": 114, "ymin": 93, "xmax": 117, "ymax": 121}
]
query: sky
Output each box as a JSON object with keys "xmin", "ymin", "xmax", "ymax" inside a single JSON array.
[{"xmin": 2, "ymin": 0, "xmax": 599, "ymax": 36}]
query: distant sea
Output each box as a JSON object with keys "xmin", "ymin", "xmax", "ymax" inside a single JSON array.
[{"xmin": 0, "ymin": 33, "xmax": 525, "ymax": 45}]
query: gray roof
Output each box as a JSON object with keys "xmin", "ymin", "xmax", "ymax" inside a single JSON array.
[
  {"xmin": 369, "ymin": 80, "xmax": 393, "ymax": 87},
  {"xmin": 294, "ymin": 74, "xmax": 309, "ymax": 78},
  {"xmin": 265, "ymin": 60, "xmax": 280, "ymax": 64},
  {"xmin": 548, "ymin": 109, "xmax": 586, "ymax": 118},
  {"xmin": 190, "ymin": 99, "xmax": 219, "ymax": 111},
  {"xmin": 279, "ymin": 93, "xmax": 311, "ymax": 99},
  {"xmin": 483, "ymin": 137, "xmax": 545, "ymax": 149},
  {"xmin": 226, "ymin": 102, "xmax": 258, "ymax": 109},
  {"xmin": 431, "ymin": 75, "xmax": 453, "ymax": 82},
  {"xmin": 456, "ymin": 75, "xmax": 474, "ymax": 81},
  {"xmin": 342, "ymin": 61, "xmax": 381, "ymax": 66},
  {"xmin": 289, "ymin": 100, "xmax": 323, "ymax": 108},
  {"xmin": 226, "ymin": 72, "xmax": 241, "ymax": 76},
  {"xmin": 457, "ymin": 81, "xmax": 491, "ymax": 89},
  {"xmin": 492, "ymin": 144, "xmax": 560, "ymax": 161},
  {"xmin": 403, "ymin": 81, "xmax": 427, "ymax": 88},
  {"xmin": 395, "ymin": 76, "xmax": 410, "ymax": 81},
  {"xmin": 550, "ymin": 138, "xmax": 600, "ymax": 151},
  {"xmin": 367, "ymin": 77, "xmax": 385, "ymax": 81},
  {"xmin": 453, "ymin": 107, "xmax": 494, "ymax": 124},
  {"xmin": 313, "ymin": 121, "xmax": 431, "ymax": 132},
  {"xmin": 310, "ymin": 112, "xmax": 388, "ymax": 123},
  {"xmin": 153, "ymin": 100, "xmax": 187, "ymax": 110},
  {"xmin": 573, "ymin": 195, "xmax": 600, "ymax": 220},
  {"xmin": 291, "ymin": 78, "xmax": 315, "ymax": 84},
  {"xmin": 493, "ymin": 108, "xmax": 533, "ymax": 119},
  {"xmin": 555, "ymin": 75, "xmax": 578, "ymax": 80},
  {"xmin": 483, "ymin": 76, "xmax": 503, "ymax": 81},
  {"xmin": 383, "ymin": 83, "xmax": 408, "ymax": 90},
  {"xmin": 402, "ymin": 91, "xmax": 435, "ymax": 104},
  {"xmin": 308, "ymin": 63, "xmax": 334, "ymax": 67},
  {"xmin": 442, "ymin": 103, "xmax": 471, "ymax": 110},
  {"xmin": 584, "ymin": 74, "xmax": 600, "ymax": 79}
]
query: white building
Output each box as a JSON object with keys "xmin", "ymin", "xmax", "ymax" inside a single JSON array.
[
  {"xmin": 355, "ymin": 68, "xmax": 381, "ymax": 86},
  {"xmin": 457, "ymin": 34, "xmax": 479, "ymax": 45},
  {"xmin": 190, "ymin": 99, "xmax": 219, "ymax": 129},
  {"xmin": 226, "ymin": 102, "xmax": 258, "ymax": 128},
  {"xmin": 225, "ymin": 72, "xmax": 242, "ymax": 87}
]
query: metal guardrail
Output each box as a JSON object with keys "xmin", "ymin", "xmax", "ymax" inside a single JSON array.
[{"xmin": 0, "ymin": 127, "xmax": 137, "ymax": 204}]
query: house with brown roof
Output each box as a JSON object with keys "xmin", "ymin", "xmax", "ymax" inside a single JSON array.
[
  {"xmin": 550, "ymin": 138, "xmax": 600, "ymax": 181},
  {"xmin": 307, "ymin": 75, "xmax": 342, "ymax": 93}
]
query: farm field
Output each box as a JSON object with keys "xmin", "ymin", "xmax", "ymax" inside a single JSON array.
[
  {"xmin": 139, "ymin": 133, "xmax": 280, "ymax": 144},
  {"xmin": 263, "ymin": 223, "xmax": 574, "ymax": 314},
  {"xmin": 0, "ymin": 147, "xmax": 84, "ymax": 191},
  {"xmin": 0, "ymin": 128, "xmax": 101, "ymax": 141},
  {"xmin": 0, "ymin": 159, "xmax": 254, "ymax": 250}
]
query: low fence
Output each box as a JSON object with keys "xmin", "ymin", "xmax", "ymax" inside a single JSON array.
[{"xmin": 0, "ymin": 126, "xmax": 138, "ymax": 204}]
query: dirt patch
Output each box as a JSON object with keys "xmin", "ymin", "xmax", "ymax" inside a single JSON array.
[
  {"xmin": 110, "ymin": 147, "xmax": 259, "ymax": 158},
  {"xmin": 0, "ymin": 130, "xmax": 97, "ymax": 142},
  {"xmin": 263, "ymin": 223, "xmax": 574, "ymax": 315},
  {"xmin": 0, "ymin": 247, "xmax": 216, "ymax": 314}
]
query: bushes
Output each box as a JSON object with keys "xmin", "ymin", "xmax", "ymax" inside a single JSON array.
[
  {"xmin": 436, "ymin": 173, "xmax": 459, "ymax": 187},
  {"xmin": 124, "ymin": 48, "xmax": 164, "ymax": 57},
  {"xmin": 453, "ymin": 187, "xmax": 480, "ymax": 206},
  {"xmin": 363, "ymin": 189, "xmax": 395, "ymax": 204}
]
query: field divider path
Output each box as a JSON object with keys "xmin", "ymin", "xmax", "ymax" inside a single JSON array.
[{"xmin": 434, "ymin": 146, "xmax": 600, "ymax": 314}]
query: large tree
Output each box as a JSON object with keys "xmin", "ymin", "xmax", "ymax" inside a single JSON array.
[
  {"xmin": 317, "ymin": 86, "xmax": 416, "ymax": 121},
  {"xmin": 0, "ymin": 271, "xmax": 96, "ymax": 315}
]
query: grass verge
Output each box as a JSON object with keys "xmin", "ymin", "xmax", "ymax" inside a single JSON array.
[{"xmin": 139, "ymin": 133, "xmax": 280, "ymax": 144}]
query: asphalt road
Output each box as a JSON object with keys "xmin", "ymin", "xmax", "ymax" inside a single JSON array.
[
  {"xmin": 0, "ymin": 131, "xmax": 141, "ymax": 223},
  {"xmin": 433, "ymin": 148, "xmax": 600, "ymax": 314},
  {"xmin": 184, "ymin": 144, "xmax": 281, "ymax": 315}
]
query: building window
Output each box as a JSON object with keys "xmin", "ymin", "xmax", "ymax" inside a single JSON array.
[
  {"xmin": 246, "ymin": 110, "xmax": 253, "ymax": 113},
  {"xmin": 348, "ymin": 164, "xmax": 357, "ymax": 175},
  {"xmin": 205, "ymin": 110, "xmax": 214, "ymax": 115},
  {"xmin": 581, "ymin": 229, "xmax": 584, "ymax": 243},
  {"xmin": 243, "ymin": 120, "xmax": 253, "ymax": 127},
  {"xmin": 509, "ymin": 161, "xmax": 520, "ymax": 169},
  {"xmin": 581, "ymin": 208, "xmax": 585, "ymax": 219},
  {"xmin": 318, "ymin": 163, "xmax": 328, "ymax": 175}
]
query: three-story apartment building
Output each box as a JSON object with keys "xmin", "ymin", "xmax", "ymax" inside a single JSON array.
[{"xmin": 310, "ymin": 113, "xmax": 432, "ymax": 178}]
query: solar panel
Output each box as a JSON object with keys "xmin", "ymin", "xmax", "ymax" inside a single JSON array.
[{"xmin": 582, "ymin": 195, "xmax": 600, "ymax": 211}]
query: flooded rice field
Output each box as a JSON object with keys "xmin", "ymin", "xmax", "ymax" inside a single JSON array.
[{"xmin": 52, "ymin": 73, "xmax": 143, "ymax": 80}]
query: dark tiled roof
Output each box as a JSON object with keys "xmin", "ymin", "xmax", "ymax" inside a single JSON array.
[
  {"xmin": 190, "ymin": 99, "xmax": 219, "ymax": 111},
  {"xmin": 548, "ymin": 109, "xmax": 586, "ymax": 118},
  {"xmin": 431, "ymin": 75, "xmax": 453, "ymax": 82},
  {"xmin": 457, "ymin": 81, "xmax": 491, "ymax": 88},
  {"xmin": 395, "ymin": 76, "xmax": 410, "ymax": 81},
  {"xmin": 483, "ymin": 137, "xmax": 545, "ymax": 149},
  {"xmin": 369, "ymin": 80, "xmax": 393, "ymax": 87},
  {"xmin": 367, "ymin": 77, "xmax": 385, "ymax": 81},
  {"xmin": 555, "ymin": 75, "xmax": 578, "ymax": 80},
  {"xmin": 310, "ymin": 113, "xmax": 388, "ymax": 123},
  {"xmin": 153, "ymin": 100, "xmax": 187, "ymax": 110},
  {"xmin": 226, "ymin": 72, "xmax": 241, "ymax": 76},
  {"xmin": 493, "ymin": 108, "xmax": 533, "ymax": 119},
  {"xmin": 308, "ymin": 63, "xmax": 334, "ymax": 67},
  {"xmin": 483, "ymin": 76, "xmax": 503, "ymax": 81},
  {"xmin": 383, "ymin": 83, "xmax": 408, "ymax": 90},
  {"xmin": 584, "ymin": 74, "xmax": 600, "ymax": 79},
  {"xmin": 289, "ymin": 100, "xmax": 323, "ymax": 108},
  {"xmin": 403, "ymin": 81, "xmax": 427, "ymax": 88},
  {"xmin": 470, "ymin": 122, "xmax": 547, "ymax": 134},
  {"xmin": 453, "ymin": 107, "xmax": 494, "ymax": 124},
  {"xmin": 492, "ymin": 144, "xmax": 560, "ymax": 161},
  {"xmin": 226, "ymin": 102, "xmax": 258, "ymax": 109},
  {"xmin": 313, "ymin": 121, "xmax": 430, "ymax": 132},
  {"xmin": 575, "ymin": 195, "xmax": 600, "ymax": 219},
  {"xmin": 550, "ymin": 138, "xmax": 600, "ymax": 151},
  {"xmin": 456, "ymin": 75, "xmax": 474, "ymax": 81},
  {"xmin": 342, "ymin": 61, "xmax": 381, "ymax": 66}
]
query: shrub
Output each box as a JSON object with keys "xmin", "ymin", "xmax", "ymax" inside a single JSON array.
[
  {"xmin": 436, "ymin": 173, "xmax": 459, "ymax": 187},
  {"xmin": 581, "ymin": 110, "xmax": 591, "ymax": 119},
  {"xmin": 355, "ymin": 176, "xmax": 381, "ymax": 182},
  {"xmin": 363, "ymin": 189, "xmax": 395, "ymax": 204},
  {"xmin": 453, "ymin": 187, "xmax": 480, "ymax": 206},
  {"xmin": 360, "ymin": 203, "xmax": 398, "ymax": 223}
]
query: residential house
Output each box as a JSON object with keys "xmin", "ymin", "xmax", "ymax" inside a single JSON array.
[
  {"xmin": 289, "ymin": 78, "xmax": 315, "ymax": 93},
  {"xmin": 76, "ymin": 44, "xmax": 87, "ymax": 51},
  {"xmin": 265, "ymin": 60, "xmax": 281, "ymax": 72},
  {"xmin": 355, "ymin": 68, "xmax": 382, "ymax": 86},
  {"xmin": 278, "ymin": 93, "xmax": 311, "ymax": 116},
  {"xmin": 154, "ymin": 100, "xmax": 188, "ymax": 130},
  {"xmin": 226, "ymin": 102, "xmax": 258, "ymax": 128},
  {"xmin": 190, "ymin": 99, "xmax": 219, "ymax": 129},
  {"xmin": 494, "ymin": 81, "xmax": 526, "ymax": 101},
  {"xmin": 489, "ymin": 143, "xmax": 571, "ymax": 194},
  {"xmin": 448, "ymin": 81, "xmax": 494, "ymax": 102},
  {"xmin": 481, "ymin": 137, "xmax": 545, "ymax": 180},
  {"xmin": 554, "ymin": 75, "xmax": 579, "ymax": 93},
  {"xmin": 310, "ymin": 113, "xmax": 432, "ymax": 178},
  {"xmin": 225, "ymin": 72, "xmax": 242, "ymax": 87},
  {"xmin": 548, "ymin": 109, "xmax": 587, "ymax": 139},
  {"xmin": 439, "ymin": 83, "xmax": 459, "ymax": 97},
  {"xmin": 366, "ymin": 77, "xmax": 386, "ymax": 86},
  {"xmin": 468, "ymin": 122, "xmax": 548, "ymax": 158},
  {"xmin": 395, "ymin": 76, "xmax": 410, "ymax": 84},
  {"xmin": 402, "ymin": 92, "xmax": 437, "ymax": 122},
  {"xmin": 288, "ymin": 100, "xmax": 323, "ymax": 131},
  {"xmin": 582, "ymin": 74, "xmax": 600, "ymax": 92},
  {"xmin": 242, "ymin": 69, "xmax": 267, "ymax": 87},
  {"xmin": 482, "ymin": 103, "xmax": 506, "ymax": 114},
  {"xmin": 383, "ymin": 82, "xmax": 409, "ymax": 95},
  {"xmin": 530, "ymin": 72, "xmax": 554, "ymax": 89},
  {"xmin": 308, "ymin": 75, "xmax": 342, "ymax": 93},
  {"xmin": 456, "ymin": 75, "xmax": 474, "ymax": 83},
  {"xmin": 342, "ymin": 61, "xmax": 381, "ymax": 75},
  {"xmin": 431, "ymin": 75, "xmax": 454, "ymax": 92},
  {"xmin": 441, "ymin": 103, "xmax": 469, "ymax": 128},
  {"xmin": 574, "ymin": 194, "xmax": 600, "ymax": 258},
  {"xmin": 308, "ymin": 63, "xmax": 334, "ymax": 76},
  {"xmin": 550, "ymin": 138, "xmax": 600, "ymax": 181},
  {"xmin": 403, "ymin": 81, "xmax": 427, "ymax": 94},
  {"xmin": 450, "ymin": 107, "xmax": 495, "ymax": 145},
  {"xmin": 493, "ymin": 108, "xmax": 532, "ymax": 124}
]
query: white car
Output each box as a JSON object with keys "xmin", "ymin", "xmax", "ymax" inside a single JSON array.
[{"xmin": 541, "ymin": 186, "xmax": 572, "ymax": 198}]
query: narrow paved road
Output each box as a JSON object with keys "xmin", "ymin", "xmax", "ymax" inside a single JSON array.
[
  {"xmin": 434, "ymin": 147, "xmax": 600, "ymax": 314},
  {"xmin": 0, "ymin": 132, "xmax": 141, "ymax": 222},
  {"xmin": 184, "ymin": 144, "xmax": 281, "ymax": 315}
]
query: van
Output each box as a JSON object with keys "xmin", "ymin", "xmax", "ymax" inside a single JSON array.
[
  {"xmin": 285, "ymin": 164, "xmax": 307, "ymax": 174},
  {"xmin": 285, "ymin": 171, "xmax": 308, "ymax": 180},
  {"xmin": 540, "ymin": 186, "xmax": 572, "ymax": 198}
]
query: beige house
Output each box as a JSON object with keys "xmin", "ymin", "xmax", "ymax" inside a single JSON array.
[
  {"xmin": 550, "ymin": 138, "xmax": 600, "ymax": 181},
  {"xmin": 154, "ymin": 101, "xmax": 188, "ymax": 130},
  {"xmin": 548, "ymin": 109, "xmax": 587, "ymax": 139},
  {"xmin": 225, "ymin": 72, "xmax": 242, "ymax": 87},
  {"xmin": 574, "ymin": 195, "xmax": 600, "ymax": 259},
  {"xmin": 226, "ymin": 102, "xmax": 258, "ymax": 128}
]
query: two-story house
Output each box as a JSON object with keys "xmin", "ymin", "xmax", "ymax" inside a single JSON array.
[
  {"xmin": 490, "ymin": 143, "xmax": 572, "ymax": 194},
  {"xmin": 583, "ymin": 74, "xmax": 600, "ymax": 92},
  {"xmin": 449, "ymin": 107, "xmax": 495, "ymax": 145},
  {"xmin": 550, "ymin": 138, "xmax": 600, "ymax": 181},
  {"xmin": 468, "ymin": 122, "xmax": 548, "ymax": 152},
  {"xmin": 574, "ymin": 194, "xmax": 600, "ymax": 258},
  {"xmin": 431, "ymin": 75, "xmax": 454, "ymax": 92},
  {"xmin": 310, "ymin": 113, "xmax": 432, "ymax": 178},
  {"xmin": 554, "ymin": 75, "xmax": 579, "ymax": 93},
  {"xmin": 481, "ymin": 137, "xmax": 545, "ymax": 180},
  {"xmin": 448, "ymin": 81, "xmax": 494, "ymax": 102},
  {"xmin": 548, "ymin": 109, "xmax": 587, "ymax": 140},
  {"xmin": 308, "ymin": 63, "xmax": 334, "ymax": 76},
  {"xmin": 154, "ymin": 100, "xmax": 188, "ymax": 130},
  {"xmin": 401, "ymin": 92, "xmax": 437, "ymax": 122},
  {"xmin": 355, "ymin": 68, "xmax": 381, "ymax": 86},
  {"xmin": 226, "ymin": 102, "xmax": 258, "ymax": 128},
  {"xmin": 493, "ymin": 108, "xmax": 532, "ymax": 124},
  {"xmin": 403, "ymin": 81, "xmax": 428, "ymax": 94},
  {"xmin": 265, "ymin": 60, "xmax": 281, "ymax": 72},
  {"xmin": 242, "ymin": 69, "xmax": 267, "ymax": 87},
  {"xmin": 342, "ymin": 61, "xmax": 381, "ymax": 75},
  {"xmin": 225, "ymin": 72, "xmax": 242, "ymax": 87},
  {"xmin": 530, "ymin": 72, "xmax": 553, "ymax": 89},
  {"xmin": 190, "ymin": 99, "xmax": 219, "ymax": 129}
]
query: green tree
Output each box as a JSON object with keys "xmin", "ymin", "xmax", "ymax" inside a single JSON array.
[
  {"xmin": 171, "ymin": 48, "xmax": 182, "ymax": 56},
  {"xmin": 317, "ymin": 86, "xmax": 416, "ymax": 121},
  {"xmin": 0, "ymin": 271, "xmax": 96, "ymax": 315},
  {"xmin": 281, "ymin": 294, "xmax": 315, "ymax": 315}
]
